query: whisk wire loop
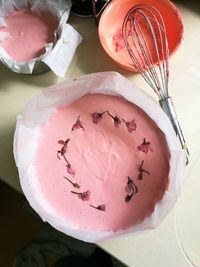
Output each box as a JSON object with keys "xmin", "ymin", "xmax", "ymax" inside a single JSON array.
[
  {"xmin": 122, "ymin": 4, "xmax": 169, "ymax": 99},
  {"xmin": 122, "ymin": 4, "xmax": 189, "ymax": 161}
]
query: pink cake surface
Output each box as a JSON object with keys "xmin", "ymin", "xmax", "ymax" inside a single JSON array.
[
  {"xmin": 35, "ymin": 94, "xmax": 170, "ymax": 231},
  {"xmin": 0, "ymin": 8, "xmax": 58, "ymax": 62}
]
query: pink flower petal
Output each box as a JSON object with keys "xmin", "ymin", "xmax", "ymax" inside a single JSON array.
[
  {"xmin": 114, "ymin": 116, "xmax": 121, "ymax": 127},
  {"xmin": 91, "ymin": 112, "xmax": 103, "ymax": 124},
  {"xmin": 125, "ymin": 184, "xmax": 133, "ymax": 194},
  {"xmin": 137, "ymin": 138, "xmax": 153, "ymax": 154},
  {"xmin": 72, "ymin": 117, "xmax": 84, "ymax": 131},
  {"xmin": 98, "ymin": 205, "xmax": 106, "ymax": 211},
  {"xmin": 67, "ymin": 165, "xmax": 76, "ymax": 176},
  {"xmin": 123, "ymin": 119, "xmax": 137, "ymax": 133},
  {"xmin": 58, "ymin": 140, "xmax": 65, "ymax": 144},
  {"xmin": 78, "ymin": 190, "xmax": 90, "ymax": 201}
]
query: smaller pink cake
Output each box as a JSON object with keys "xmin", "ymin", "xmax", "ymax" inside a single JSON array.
[
  {"xmin": 34, "ymin": 93, "xmax": 170, "ymax": 232},
  {"xmin": 0, "ymin": 8, "xmax": 58, "ymax": 62}
]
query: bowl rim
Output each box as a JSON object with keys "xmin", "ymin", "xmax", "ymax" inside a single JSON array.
[{"xmin": 98, "ymin": 0, "xmax": 184, "ymax": 72}]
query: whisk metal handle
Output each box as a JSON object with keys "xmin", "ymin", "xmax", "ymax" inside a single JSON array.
[{"xmin": 159, "ymin": 97, "xmax": 189, "ymax": 164}]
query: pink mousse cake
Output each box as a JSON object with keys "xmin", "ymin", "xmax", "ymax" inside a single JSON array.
[
  {"xmin": 0, "ymin": 7, "xmax": 58, "ymax": 62},
  {"xmin": 35, "ymin": 93, "xmax": 170, "ymax": 231}
]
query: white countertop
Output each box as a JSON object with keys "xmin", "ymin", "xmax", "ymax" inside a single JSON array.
[{"xmin": 0, "ymin": 2, "xmax": 200, "ymax": 266}]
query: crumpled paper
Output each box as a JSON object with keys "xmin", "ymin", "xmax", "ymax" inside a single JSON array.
[
  {"xmin": 14, "ymin": 72, "xmax": 186, "ymax": 243},
  {"xmin": 0, "ymin": 0, "xmax": 82, "ymax": 77}
]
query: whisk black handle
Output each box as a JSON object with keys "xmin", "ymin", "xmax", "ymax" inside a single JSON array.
[{"xmin": 159, "ymin": 97, "xmax": 189, "ymax": 164}]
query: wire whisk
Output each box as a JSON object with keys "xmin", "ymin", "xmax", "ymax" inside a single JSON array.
[{"xmin": 122, "ymin": 4, "xmax": 189, "ymax": 163}]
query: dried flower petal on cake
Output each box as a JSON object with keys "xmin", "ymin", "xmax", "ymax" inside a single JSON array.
[
  {"xmin": 113, "ymin": 116, "xmax": 121, "ymax": 127},
  {"xmin": 57, "ymin": 138, "xmax": 76, "ymax": 176},
  {"xmin": 71, "ymin": 116, "xmax": 84, "ymax": 131},
  {"xmin": 137, "ymin": 138, "xmax": 153, "ymax": 154},
  {"xmin": 90, "ymin": 204, "xmax": 106, "ymax": 211},
  {"xmin": 137, "ymin": 160, "xmax": 150, "ymax": 180},
  {"xmin": 106, "ymin": 111, "xmax": 121, "ymax": 127},
  {"xmin": 91, "ymin": 110, "xmax": 121, "ymax": 127},
  {"xmin": 91, "ymin": 111, "xmax": 106, "ymax": 124},
  {"xmin": 71, "ymin": 190, "xmax": 90, "ymax": 201},
  {"xmin": 123, "ymin": 119, "xmax": 137, "ymax": 133},
  {"xmin": 125, "ymin": 190, "xmax": 137, "ymax": 203},
  {"xmin": 125, "ymin": 176, "xmax": 138, "ymax": 203},
  {"xmin": 125, "ymin": 176, "xmax": 133, "ymax": 194},
  {"xmin": 66, "ymin": 164, "xmax": 76, "ymax": 176},
  {"xmin": 64, "ymin": 176, "xmax": 80, "ymax": 189},
  {"xmin": 125, "ymin": 194, "xmax": 133, "ymax": 203},
  {"xmin": 57, "ymin": 138, "xmax": 70, "ymax": 159},
  {"xmin": 128, "ymin": 177, "xmax": 138, "ymax": 194},
  {"xmin": 58, "ymin": 140, "xmax": 65, "ymax": 145}
]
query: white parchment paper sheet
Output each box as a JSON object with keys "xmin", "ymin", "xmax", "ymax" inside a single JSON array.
[{"xmin": 14, "ymin": 72, "xmax": 186, "ymax": 243}]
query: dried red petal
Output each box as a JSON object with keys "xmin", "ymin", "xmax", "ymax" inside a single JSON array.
[
  {"xmin": 58, "ymin": 140, "xmax": 65, "ymax": 144},
  {"xmin": 64, "ymin": 177, "xmax": 80, "ymax": 189},
  {"xmin": 72, "ymin": 117, "xmax": 84, "ymax": 131},
  {"xmin": 127, "ymin": 176, "xmax": 133, "ymax": 186},
  {"xmin": 125, "ymin": 184, "xmax": 133, "ymax": 194},
  {"xmin": 67, "ymin": 165, "xmax": 76, "ymax": 176},
  {"xmin": 125, "ymin": 176, "xmax": 138, "ymax": 203},
  {"xmin": 90, "ymin": 204, "xmax": 106, "ymax": 211},
  {"xmin": 125, "ymin": 194, "xmax": 132, "ymax": 203},
  {"xmin": 78, "ymin": 190, "xmax": 90, "ymax": 201},
  {"xmin": 113, "ymin": 30, "xmax": 126, "ymax": 52},
  {"xmin": 137, "ymin": 173, "xmax": 143, "ymax": 180},
  {"xmin": 137, "ymin": 144, "xmax": 148, "ymax": 154},
  {"xmin": 126, "ymin": 119, "xmax": 137, "ymax": 133},
  {"xmin": 137, "ymin": 160, "xmax": 150, "ymax": 180},
  {"xmin": 62, "ymin": 148, "xmax": 66, "ymax": 154},
  {"xmin": 91, "ymin": 112, "xmax": 103, "ymax": 124},
  {"xmin": 113, "ymin": 116, "xmax": 121, "ymax": 127},
  {"xmin": 137, "ymin": 138, "xmax": 153, "ymax": 154},
  {"xmin": 74, "ymin": 183, "xmax": 80, "ymax": 189},
  {"xmin": 97, "ymin": 205, "xmax": 106, "ymax": 211},
  {"xmin": 71, "ymin": 190, "xmax": 90, "ymax": 201}
]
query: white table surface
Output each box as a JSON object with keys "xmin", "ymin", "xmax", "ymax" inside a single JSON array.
[{"xmin": 0, "ymin": 2, "xmax": 200, "ymax": 267}]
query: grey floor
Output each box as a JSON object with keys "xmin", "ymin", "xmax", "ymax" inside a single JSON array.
[{"xmin": 0, "ymin": 181, "xmax": 126, "ymax": 267}]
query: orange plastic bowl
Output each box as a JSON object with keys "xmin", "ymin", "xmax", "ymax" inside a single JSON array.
[{"xmin": 98, "ymin": 0, "xmax": 184, "ymax": 71}]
